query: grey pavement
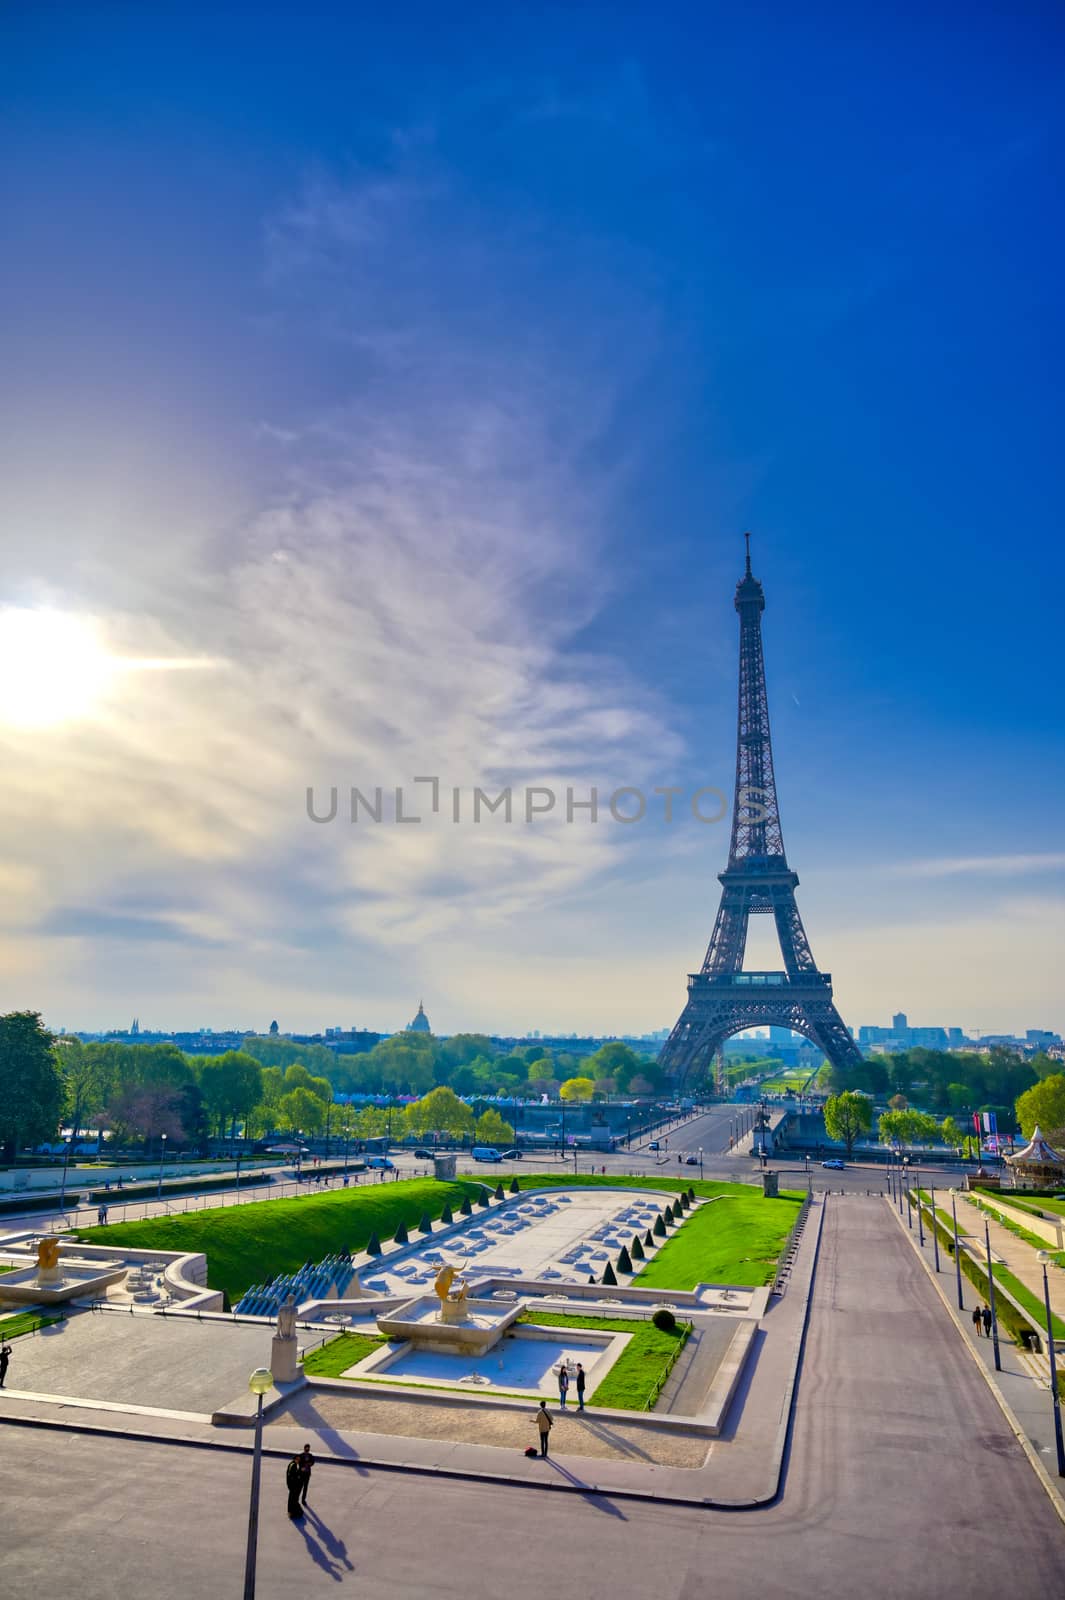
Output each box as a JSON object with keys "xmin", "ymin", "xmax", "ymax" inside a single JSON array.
[
  {"xmin": 4, "ymin": 1190, "xmax": 1065, "ymax": 1597},
  {"xmin": 0, "ymin": 1308, "xmax": 274, "ymax": 1413}
]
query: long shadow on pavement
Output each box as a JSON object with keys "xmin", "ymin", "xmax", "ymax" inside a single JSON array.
[
  {"xmin": 293, "ymin": 1505, "xmax": 355, "ymax": 1581},
  {"xmin": 545, "ymin": 1459, "xmax": 628, "ymax": 1518}
]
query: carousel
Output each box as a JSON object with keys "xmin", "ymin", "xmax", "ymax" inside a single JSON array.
[{"xmin": 1004, "ymin": 1126, "xmax": 1065, "ymax": 1191}]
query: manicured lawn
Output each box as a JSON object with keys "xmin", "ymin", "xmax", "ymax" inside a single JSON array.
[
  {"xmin": 73, "ymin": 1178, "xmax": 487, "ymax": 1303},
  {"xmin": 520, "ymin": 1310, "xmax": 691, "ymax": 1410},
  {"xmin": 0, "ymin": 1310, "xmax": 63, "ymax": 1339},
  {"xmin": 301, "ymin": 1330, "xmax": 385, "ymax": 1376},
  {"xmin": 1006, "ymin": 1195, "xmax": 1065, "ymax": 1220},
  {"xmin": 631, "ymin": 1188, "xmax": 803, "ymax": 1290}
]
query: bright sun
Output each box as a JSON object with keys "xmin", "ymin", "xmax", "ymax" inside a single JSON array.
[{"xmin": 0, "ymin": 608, "xmax": 116, "ymax": 729}]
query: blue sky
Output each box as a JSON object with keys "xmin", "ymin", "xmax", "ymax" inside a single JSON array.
[{"xmin": 1, "ymin": 3, "xmax": 1063, "ymax": 1036}]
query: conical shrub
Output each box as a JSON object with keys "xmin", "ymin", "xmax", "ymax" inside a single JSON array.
[
  {"xmin": 601, "ymin": 1261, "xmax": 618, "ymax": 1286},
  {"xmin": 418, "ymin": 1212, "xmax": 433, "ymax": 1233},
  {"xmin": 393, "ymin": 1221, "xmax": 409, "ymax": 1245},
  {"xmin": 440, "ymin": 1203, "xmax": 454, "ymax": 1225},
  {"xmin": 617, "ymin": 1245, "xmax": 633, "ymax": 1274},
  {"xmin": 631, "ymin": 1234, "xmax": 645, "ymax": 1260},
  {"xmin": 664, "ymin": 1203, "xmax": 674, "ymax": 1223},
  {"xmin": 644, "ymin": 1229, "xmax": 654, "ymax": 1248},
  {"xmin": 366, "ymin": 1231, "xmax": 381, "ymax": 1256},
  {"xmin": 676, "ymin": 1192, "xmax": 687, "ymax": 1211},
  {"xmin": 688, "ymin": 1187, "xmax": 696, "ymax": 1203},
  {"xmin": 654, "ymin": 1215, "xmax": 667, "ymax": 1238},
  {"xmin": 460, "ymin": 1196, "xmax": 473, "ymax": 1216},
  {"xmin": 477, "ymin": 1186, "xmax": 491, "ymax": 1207},
  {"xmin": 494, "ymin": 1183, "xmax": 505, "ymax": 1200},
  {"xmin": 509, "ymin": 1176, "xmax": 520, "ymax": 1194}
]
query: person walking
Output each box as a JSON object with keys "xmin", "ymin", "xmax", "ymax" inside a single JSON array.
[
  {"xmin": 981, "ymin": 1305, "xmax": 992, "ymax": 1338},
  {"xmin": 536, "ymin": 1400, "xmax": 553, "ymax": 1458},
  {"xmin": 575, "ymin": 1363, "xmax": 586, "ymax": 1412},
  {"xmin": 972, "ymin": 1305, "xmax": 983, "ymax": 1337},
  {"xmin": 286, "ymin": 1455, "xmax": 304, "ymax": 1518},
  {"xmin": 298, "ymin": 1443, "xmax": 315, "ymax": 1506},
  {"xmin": 557, "ymin": 1364, "xmax": 570, "ymax": 1408},
  {"xmin": 0, "ymin": 1343, "xmax": 10, "ymax": 1388}
]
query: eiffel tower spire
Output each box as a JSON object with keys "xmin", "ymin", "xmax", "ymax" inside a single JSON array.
[{"xmin": 659, "ymin": 539, "xmax": 862, "ymax": 1085}]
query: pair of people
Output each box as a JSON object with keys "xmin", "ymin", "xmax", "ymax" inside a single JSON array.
[
  {"xmin": 285, "ymin": 1443, "xmax": 315, "ymax": 1517},
  {"xmin": 556, "ymin": 1362, "xmax": 585, "ymax": 1410},
  {"xmin": 972, "ymin": 1304, "xmax": 992, "ymax": 1337}
]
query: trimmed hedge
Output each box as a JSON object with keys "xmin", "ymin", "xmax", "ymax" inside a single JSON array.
[
  {"xmin": 631, "ymin": 1234, "xmax": 646, "ymax": 1260},
  {"xmin": 602, "ymin": 1261, "xmax": 618, "ymax": 1286}
]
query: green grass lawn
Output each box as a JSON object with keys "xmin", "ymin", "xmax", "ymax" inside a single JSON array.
[
  {"xmin": 301, "ymin": 1330, "xmax": 386, "ymax": 1376},
  {"xmin": 1006, "ymin": 1194, "xmax": 1065, "ymax": 1219},
  {"xmin": 73, "ymin": 1178, "xmax": 487, "ymax": 1303},
  {"xmin": 0, "ymin": 1310, "xmax": 63, "ymax": 1339},
  {"xmin": 520, "ymin": 1310, "xmax": 691, "ymax": 1410},
  {"xmin": 631, "ymin": 1186, "xmax": 803, "ymax": 1290}
]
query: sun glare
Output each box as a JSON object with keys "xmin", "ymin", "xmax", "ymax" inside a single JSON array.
[{"xmin": 0, "ymin": 608, "xmax": 116, "ymax": 729}]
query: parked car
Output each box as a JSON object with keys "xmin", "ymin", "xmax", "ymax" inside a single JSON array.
[
  {"xmin": 685, "ymin": 1155, "xmax": 699, "ymax": 1166},
  {"xmin": 413, "ymin": 1148, "xmax": 433, "ymax": 1160},
  {"xmin": 501, "ymin": 1148, "xmax": 523, "ymax": 1160},
  {"xmin": 367, "ymin": 1156, "xmax": 395, "ymax": 1170},
  {"xmin": 471, "ymin": 1146, "xmax": 503, "ymax": 1162},
  {"xmin": 821, "ymin": 1158, "xmax": 845, "ymax": 1170},
  {"xmin": 648, "ymin": 1141, "xmax": 660, "ymax": 1151}
]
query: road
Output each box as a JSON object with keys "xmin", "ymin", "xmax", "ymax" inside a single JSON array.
[{"xmin": 3, "ymin": 1194, "xmax": 1064, "ymax": 1598}]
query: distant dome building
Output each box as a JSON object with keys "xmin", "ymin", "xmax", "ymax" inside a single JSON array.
[{"xmin": 407, "ymin": 1001, "xmax": 432, "ymax": 1035}]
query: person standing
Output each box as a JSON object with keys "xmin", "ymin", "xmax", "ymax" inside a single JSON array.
[
  {"xmin": 575, "ymin": 1363, "xmax": 586, "ymax": 1412},
  {"xmin": 981, "ymin": 1305, "xmax": 992, "ymax": 1338},
  {"xmin": 286, "ymin": 1455, "xmax": 304, "ymax": 1518},
  {"xmin": 972, "ymin": 1306, "xmax": 983, "ymax": 1337},
  {"xmin": 557, "ymin": 1364, "xmax": 569, "ymax": 1408},
  {"xmin": 298, "ymin": 1443, "xmax": 315, "ymax": 1506},
  {"xmin": 536, "ymin": 1400, "xmax": 553, "ymax": 1457},
  {"xmin": 0, "ymin": 1343, "xmax": 10, "ymax": 1388}
]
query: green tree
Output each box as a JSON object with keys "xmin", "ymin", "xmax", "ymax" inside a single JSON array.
[
  {"xmin": 940, "ymin": 1116, "xmax": 966, "ymax": 1151},
  {"xmin": 560, "ymin": 1076, "xmax": 595, "ymax": 1103},
  {"xmin": 58, "ymin": 1038, "xmax": 109, "ymax": 1143},
  {"xmin": 277, "ymin": 1086, "xmax": 327, "ymax": 1134},
  {"xmin": 198, "ymin": 1051, "xmax": 264, "ymax": 1138},
  {"xmin": 0, "ymin": 1010, "xmax": 64, "ymax": 1160},
  {"xmin": 475, "ymin": 1109, "xmax": 514, "ymax": 1145},
  {"xmin": 404, "ymin": 1086, "xmax": 474, "ymax": 1138},
  {"xmin": 823, "ymin": 1091, "xmax": 873, "ymax": 1155},
  {"xmin": 877, "ymin": 1108, "xmax": 943, "ymax": 1147},
  {"xmin": 1015, "ymin": 1075, "xmax": 1065, "ymax": 1140}
]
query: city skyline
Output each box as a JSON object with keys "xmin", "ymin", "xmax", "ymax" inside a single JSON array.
[{"xmin": 3, "ymin": 9, "xmax": 1064, "ymax": 1037}]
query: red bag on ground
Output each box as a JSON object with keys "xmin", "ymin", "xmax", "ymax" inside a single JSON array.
[{"xmin": 524, "ymin": 1446, "xmax": 538, "ymax": 1458}]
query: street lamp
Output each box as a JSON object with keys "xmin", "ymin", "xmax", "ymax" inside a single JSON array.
[
  {"xmin": 950, "ymin": 1190, "xmax": 964, "ymax": 1311},
  {"xmin": 915, "ymin": 1165, "xmax": 925, "ymax": 1247},
  {"xmin": 698, "ymin": 1147, "xmax": 704, "ymax": 1179},
  {"xmin": 984, "ymin": 1218, "xmax": 1002, "ymax": 1372},
  {"xmin": 903, "ymin": 1157, "xmax": 912, "ymax": 1229},
  {"xmin": 1036, "ymin": 1252, "xmax": 1065, "ymax": 1478},
  {"xmin": 156, "ymin": 1132, "xmax": 168, "ymax": 1200},
  {"xmin": 59, "ymin": 1134, "xmax": 72, "ymax": 1215},
  {"xmin": 243, "ymin": 1366, "xmax": 274, "ymax": 1599},
  {"xmin": 929, "ymin": 1178, "xmax": 941, "ymax": 1272}
]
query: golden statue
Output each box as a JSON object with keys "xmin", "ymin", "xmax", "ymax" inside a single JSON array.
[
  {"xmin": 433, "ymin": 1260, "xmax": 469, "ymax": 1306},
  {"xmin": 37, "ymin": 1238, "xmax": 61, "ymax": 1270}
]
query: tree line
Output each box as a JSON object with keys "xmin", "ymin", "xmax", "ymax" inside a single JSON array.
[{"xmin": 0, "ymin": 1012, "xmax": 656, "ymax": 1160}]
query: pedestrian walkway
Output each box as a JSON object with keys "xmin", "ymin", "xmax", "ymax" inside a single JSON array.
[{"xmin": 953, "ymin": 1189, "xmax": 1065, "ymax": 1322}]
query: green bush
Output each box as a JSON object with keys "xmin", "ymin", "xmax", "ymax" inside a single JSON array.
[
  {"xmin": 393, "ymin": 1221, "xmax": 408, "ymax": 1245},
  {"xmin": 631, "ymin": 1234, "xmax": 645, "ymax": 1260},
  {"xmin": 687, "ymin": 1187, "xmax": 695, "ymax": 1203},
  {"xmin": 663, "ymin": 1203, "xmax": 674, "ymax": 1223},
  {"xmin": 477, "ymin": 1187, "xmax": 490, "ymax": 1207},
  {"xmin": 439, "ymin": 1204, "xmax": 453, "ymax": 1225},
  {"xmin": 509, "ymin": 1177, "xmax": 520, "ymax": 1194},
  {"xmin": 644, "ymin": 1229, "xmax": 654, "ymax": 1247},
  {"xmin": 652, "ymin": 1307, "xmax": 676, "ymax": 1332},
  {"xmin": 654, "ymin": 1215, "xmax": 667, "ymax": 1238},
  {"xmin": 460, "ymin": 1196, "xmax": 473, "ymax": 1216},
  {"xmin": 494, "ymin": 1183, "xmax": 505, "ymax": 1200},
  {"xmin": 418, "ymin": 1212, "xmax": 433, "ymax": 1234},
  {"xmin": 602, "ymin": 1261, "xmax": 618, "ymax": 1286},
  {"xmin": 366, "ymin": 1231, "xmax": 381, "ymax": 1256},
  {"xmin": 617, "ymin": 1245, "xmax": 633, "ymax": 1273}
]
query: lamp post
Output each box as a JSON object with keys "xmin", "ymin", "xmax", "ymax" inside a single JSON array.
[
  {"xmin": 915, "ymin": 1165, "xmax": 925, "ymax": 1247},
  {"xmin": 699, "ymin": 1147, "xmax": 704, "ymax": 1179},
  {"xmin": 984, "ymin": 1218, "xmax": 1001, "ymax": 1371},
  {"xmin": 296, "ymin": 1133, "xmax": 303, "ymax": 1183},
  {"xmin": 904, "ymin": 1158, "xmax": 912, "ymax": 1228},
  {"xmin": 243, "ymin": 1366, "xmax": 274, "ymax": 1599},
  {"xmin": 950, "ymin": 1191, "xmax": 964, "ymax": 1310},
  {"xmin": 156, "ymin": 1132, "xmax": 168, "ymax": 1201},
  {"xmin": 59, "ymin": 1134, "xmax": 72, "ymax": 1215},
  {"xmin": 929, "ymin": 1179, "xmax": 941, "ymax": 1271},
  {"xmin": 1036, "ymin": 1252, "xmax": 1065, "ymax": 1478}
]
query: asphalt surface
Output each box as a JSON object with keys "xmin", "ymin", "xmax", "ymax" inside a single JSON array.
[{"xmin": 4, "ymin": 1193, "xmax": 1063, "ymax": 1598}]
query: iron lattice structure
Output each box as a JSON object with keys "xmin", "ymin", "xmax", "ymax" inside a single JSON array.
[{"xmin": 658, "ymin": 537, "xmax": 863, "ymax": 1086}]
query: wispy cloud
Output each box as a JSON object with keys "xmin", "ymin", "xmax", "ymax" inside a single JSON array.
[{"xmin": 887, "ymin": 854, "xmax": 1065, "ymax": 879}]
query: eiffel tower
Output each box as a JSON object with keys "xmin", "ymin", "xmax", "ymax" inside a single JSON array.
[{"xmin": 658, "ymin": 536, "xmax": 863, "ymax": 1085}]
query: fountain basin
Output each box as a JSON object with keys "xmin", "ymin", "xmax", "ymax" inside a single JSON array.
[
  {"xmin": 0, "ymin": 1257, "xmax": 126, "ymax": 1306},
  {"xmin": 350, "ymin": 1323, "xmax": 627, "ymax": 1396},
  {"xmin": 376, "ymin": 1294, "xmax": 523, "ymax": 1356}
]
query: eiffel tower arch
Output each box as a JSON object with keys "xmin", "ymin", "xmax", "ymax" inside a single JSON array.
[{"xmin": 658, "ymin": 537, "xmax": 863, "ymax": 1089}]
